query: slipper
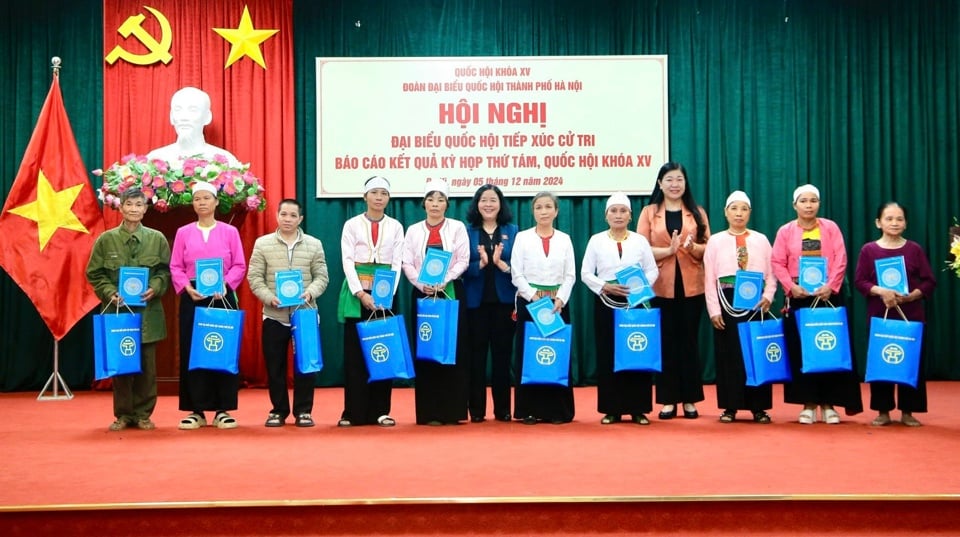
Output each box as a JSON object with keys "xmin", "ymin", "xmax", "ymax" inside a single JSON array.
[
  {"xmin": 213, "ymin": 412, "xmax": 238, "ymax": 429},
  {"xmin": 631, "ymin": 414, "xmax": 650, "ymax": 425},
  {"xmin": 337, "ymin": 418, "xmax": 353, "ymax": 427},
  {"xmin": 719, "ymin": 410, "xmax": 736, "ymax": 423},
  {"xmin": 600, "ymin": 414, "xmax": 621, "ymax": 425},
  {"xmin": 377, "ymin": 415, "xmax": 396, "ymax": 427},
  {"xmin": 178, "ymin": 413, "xmax": 206, "ymax": 430}
]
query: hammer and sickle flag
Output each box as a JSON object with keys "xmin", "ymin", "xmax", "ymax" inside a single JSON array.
[{"xmin": 0, "ymin": 75, "xmax": 105, "ymax": 341}]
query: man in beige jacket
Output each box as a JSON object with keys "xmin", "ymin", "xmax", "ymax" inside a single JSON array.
[{"xmin": 248, "ymin": 199, "xmax": 329, "ymax": 427}]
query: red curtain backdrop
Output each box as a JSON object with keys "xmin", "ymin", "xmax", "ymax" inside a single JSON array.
[{"xmin": 102, "ymin": 0, "xmax": 295, "ymax": 384}]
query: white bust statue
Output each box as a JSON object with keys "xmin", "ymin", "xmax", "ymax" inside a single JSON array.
[{"xmin": 146, "ymin": 86, "xmax": 241, "ymax": 167}]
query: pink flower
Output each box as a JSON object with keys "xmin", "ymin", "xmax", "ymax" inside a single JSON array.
[
  {"xmin": 141, "ymin": 187, "xmax": 155, "ymax": 199},
  {"xmin": 245, "ymin": 196, "xmax": 261, "ymax": 210},
  {"xmin": 170, "ymin": 180, "xmax": 186, "ymax": 193},
  {"xmin": 242, "ymin": 171, "xmax": 257, "ymax": 184},
  {"xmin": 212, "ymin": 154, "xmax": 229, "ymax": 165},
  {"xmin": 154, "ymin": 199, "xmax": 169, "ymax": 212},
  {"xmin": 152, "ymin": 175, "xmax": 165, "ymax": 189},
  {"xmin": 182, "ymin": 164, "xmax": 196, "ymax": 176},
  {"xmin": 223, "ymin": 181, "xmax": 237, "ymax": 196},
  {"xmin": 140, "ymin": 171, "xmax": 151, "ymax": 187},
  {"xmin": 120, "ymin": 153, "xmax": 138, "ymax": 164},
  {"xmin": 150, "ymin": 159, "xmax": 169, "ymax": 174},
  {"xmin": 92, "ymin": 169, "xmax": 103, "ymax": 176}
]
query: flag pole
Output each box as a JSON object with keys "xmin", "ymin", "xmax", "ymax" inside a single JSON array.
[
  {"xmin": 36, "ymin": 56, "xmax": 74, "ymax": 402},
  {"xmin": 38, "ymin": 340, "xmax": 74, "ymax": 401}
]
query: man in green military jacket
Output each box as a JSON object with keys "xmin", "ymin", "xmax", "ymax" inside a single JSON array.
[{"xmin": 86, "ymin": 187, "xmax": 171, "ymax": 431}]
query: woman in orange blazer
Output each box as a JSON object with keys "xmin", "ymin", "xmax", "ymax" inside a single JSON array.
[{"xmin": 636, "ymin": 162, "xmax": 710, "ymax": 420}]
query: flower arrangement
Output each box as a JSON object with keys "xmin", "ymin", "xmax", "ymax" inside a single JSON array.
[
  {"xmin": 948, "ymin": 220, "xmax": 960, "ymax": 279},
  {"xmin": 93, "ymin": 153, "xmax": 266, "ymax": 214}
]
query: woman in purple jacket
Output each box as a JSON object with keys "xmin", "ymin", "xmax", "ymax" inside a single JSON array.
[{"xmin": 854, "ymin": 202, "xmax": 936, "ymax": 427}]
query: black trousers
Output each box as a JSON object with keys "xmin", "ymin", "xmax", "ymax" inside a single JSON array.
[
  {"xmin": 466, "ymin": 301, "xmax": 516, "ymax": 419},
  {"xmin": 262, "ymin": 318, "xmax": 316, "ymax": 418},
  {"xmin": 652, "ymin": 294, "xmax": 706, "ymax": 405},
  {"xmin": 341, "ymin": 306, "xmax": 393, "ymax": 425},
  {"xmin": 178, "ymin": 293, "xmax": 240, "ymax": 414}
]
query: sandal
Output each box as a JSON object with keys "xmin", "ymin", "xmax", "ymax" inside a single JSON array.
[
  {"xmin": 265, "ymin": 413, "xmax": 284, "ymax": 427},
  {"xmin": 377, "ymin": 415, "xmax": 396, "ymax": 427},
  {"xmin": 296, "ymin": 413, "xmax": 315, "ymax": 427},
  {"xmin": 631, "ymin": 414, "xmax": 650, "ymax": 425},
  {"xmin": 752, "ymin": 411, "xmax": 772, "ymax": 424},
  {"xmin": 213, "ymin": 412, "xmax": 238, "ymax": 429},
  {"xmin": 178, "ymin": 413, "xmax": 206, "ymax": 430},
  {"xmin": 719, "ymin": 410, "xmax": 736, "ymax": 423},
  {"xmin": 337, "ymin": 418, "xmax": 353, "ymax": 427},
  {"xmin": 600, "ymin": 414, "xmax": 621, "ymax": 425}
]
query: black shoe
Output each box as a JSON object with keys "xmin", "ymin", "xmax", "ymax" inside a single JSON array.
[
  {"xmin": 752, "ymin": 411, "xmax": 772, "ymax": 424},
  {"xmin": 470, "ymin": 416, "xmax": 485, "ymax": 423},
  {"xmin": 658, "ymin": 406, "xmax": 677, "ymax": 420},
  {"xmin": 601, "ymin": 414, "xmax": 621, "ymax": 425},
  {"xmin": 522, "ymin": 416, "xmax": 537, "ymax": 425},
  {"xmin": 495, "ymin": 413, "xmax": 512, "ymax": 422},
  {"xmin": 295, "ymin": 413, "xmax": 315, "ymax": 427},
  {"xmin": 683, "ymin": 409, "xmax": 699, "ymax": 419}
]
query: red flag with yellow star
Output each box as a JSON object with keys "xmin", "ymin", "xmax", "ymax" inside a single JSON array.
[{"xmin": 0, "ymin": 75, "xmax": 105, "ymax": 341}]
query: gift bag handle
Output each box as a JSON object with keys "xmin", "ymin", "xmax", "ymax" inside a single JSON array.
[{"xmin": 883, "ymin": 305, "xmax": 909, "ymax": 322}]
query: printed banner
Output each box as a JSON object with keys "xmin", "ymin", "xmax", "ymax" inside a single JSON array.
[{"xmin": 316, "ymin": 55, "xmax": 668, "ymax": 197}]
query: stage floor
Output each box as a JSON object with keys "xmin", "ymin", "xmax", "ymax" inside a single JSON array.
[{"xmin": 2, "ymin": 383, "xmax": 959, "ymax": 510}]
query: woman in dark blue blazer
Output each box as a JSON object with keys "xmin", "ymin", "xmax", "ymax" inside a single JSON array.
[{"xmin": 463, "ymin": 185, "xmax": 518, "ymax": 422}]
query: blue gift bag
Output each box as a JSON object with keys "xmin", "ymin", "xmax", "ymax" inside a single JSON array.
[
  {"xmin": 738, "ymin": 317, "xmax": 791, "ymax": 386},
  {"xmin": 865, "ymin": 315, "xmax": 923, "ymax": 388},
  {"xmin": 613, "ymin": 308, "xmax": 662, "ymax": 373},
  {"xmin": 189, "ymin": 306, "xmax": 244, "ymax": 374},
  {"xmin": 521, "ymin": 322, "xmax": 572, "ymax": 386},
  {"xmin": 291, "ymin": 308, "xmax": 323, "ymax": 374},
  {"xmin": 795, "ymin": 304, "xmax": 853, "ymax": 373},
  {"xmin": 93, "ymin": 312, "xmax": 143, "ymax": 380},
  {"xmin": 415, "ymin": 297, "xmax": 459, "ymax": 364},
  {"xmin": 357, "ymin": 314, "xmax": 415, "ymax": 382}
]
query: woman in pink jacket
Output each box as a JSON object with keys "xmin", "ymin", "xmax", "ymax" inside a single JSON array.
[{"xmin": 770, "ymin": 184, "xmax": 862, "ymax": 425}]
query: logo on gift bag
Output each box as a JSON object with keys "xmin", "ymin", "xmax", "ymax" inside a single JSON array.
[
  {"xmin": 739, "ymin": 282, "xmax": 758, "ymax": 300},
  {"xmin": 120, "ymin": 336, "xmax": 138, "ymax": 356},
  {"xmin": 765, "ymin": 342, "xmax": 783, "ymax": 363},
  {"xmin": 370, "ymin": 342, "xmax": 390, "ymax": 363},
  {"xmin": 418, "ymin": 322, "xmax": 433, "ymax": 342},
  {"xmin": 814, "ymin": 330, "xmax": 837, "ymax": 351},
  {"xmin": 626, "ymin": 332, "xmax": 648, "ymax": 352},
  {"xmin": 203, "ymin": 332, "xmax": 225, "ymax": 352},
  {"xmin": 881, "ymin": 343, "xmax": 905, "ymax": 365},
  {"xmin": 535, "ymin": 346, "xmax": 557, "ymax": 366},
  {"xmin": 880, "ymin": 268, "xmax": 903, "ymax": 288}
]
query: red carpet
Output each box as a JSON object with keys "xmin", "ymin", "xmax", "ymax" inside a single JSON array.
[{"xmin": 2, "ymin": 383, "xmax": 959, "ymax": 535}]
